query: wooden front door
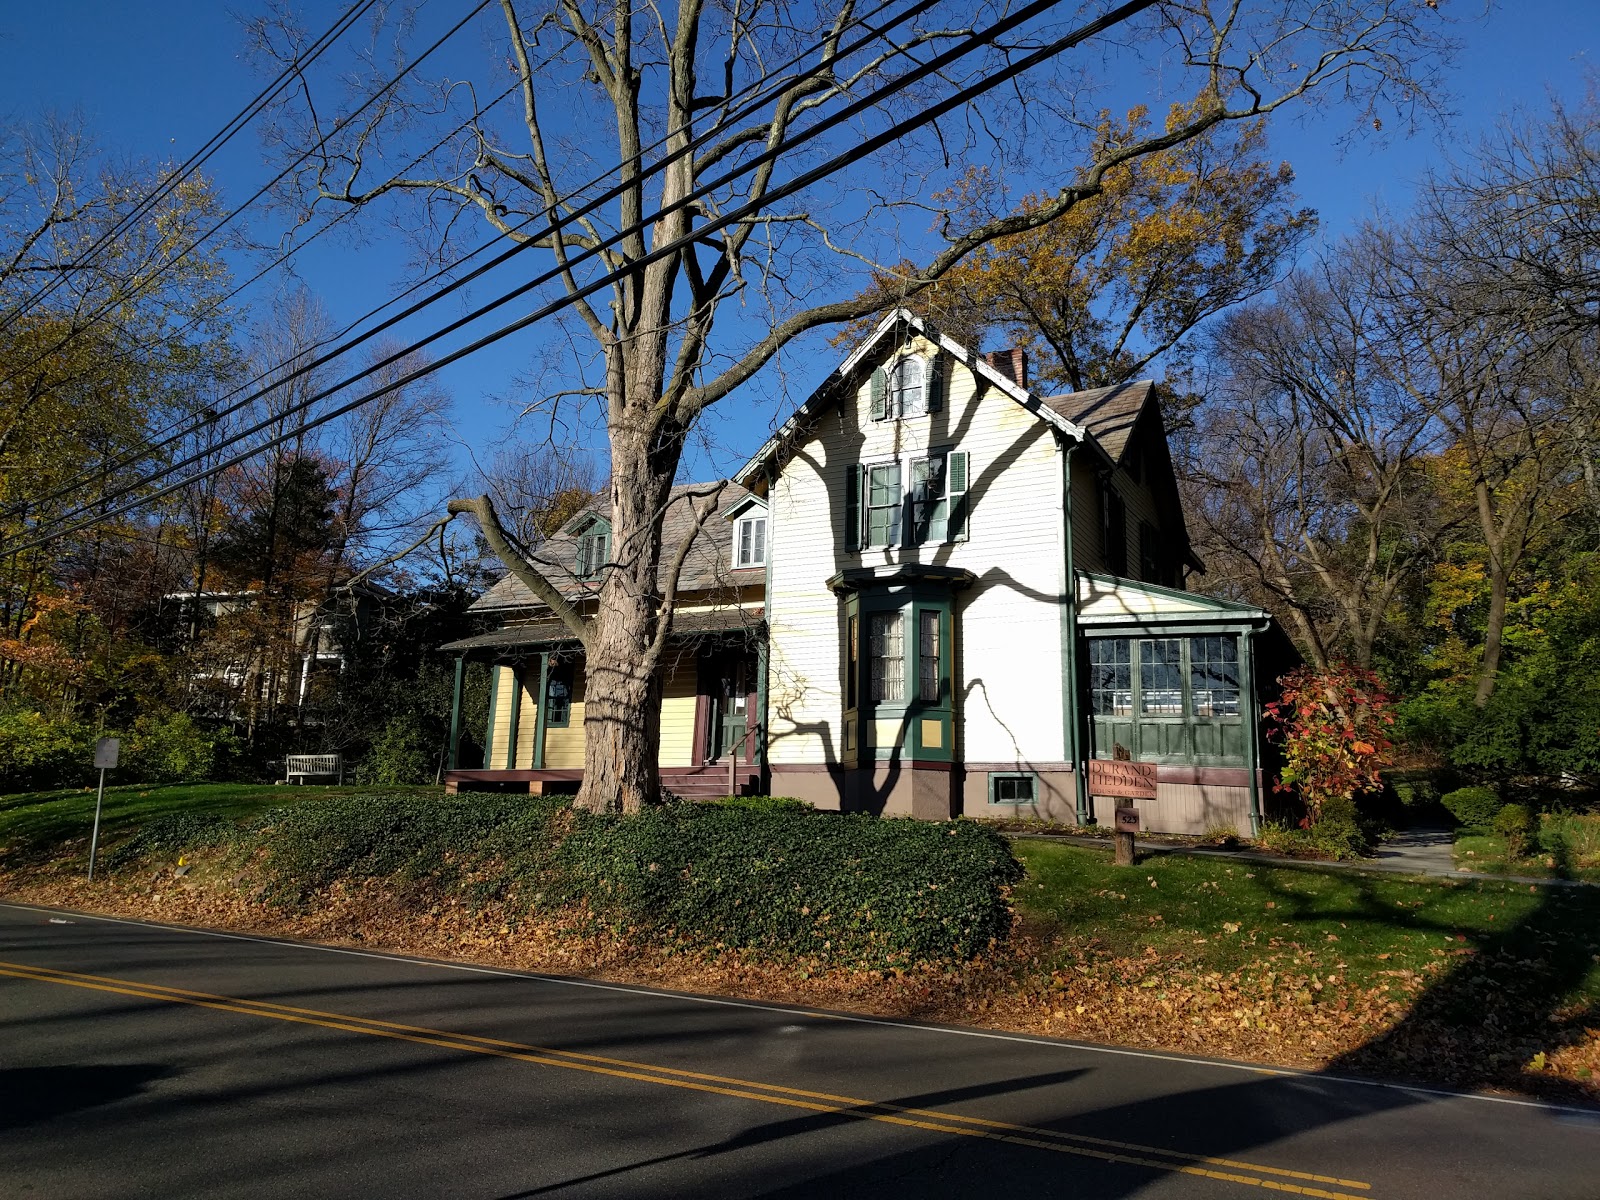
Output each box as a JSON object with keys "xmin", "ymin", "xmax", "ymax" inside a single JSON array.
[{"xmin": 704, "ymin": 650, "xmax": 751, "ymax": 762}]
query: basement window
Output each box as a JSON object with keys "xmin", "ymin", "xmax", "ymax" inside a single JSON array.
[{"xmin": 988, "ymin": 772, "xmax": 1038, "ymax": 805}]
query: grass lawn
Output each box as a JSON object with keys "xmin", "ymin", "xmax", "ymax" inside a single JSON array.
[
  {"xmin": 0, "ymin": 781, "xmax": 443, "ymax": 870},
  {"xmin": 1012, "ymin": 838, "xmax": 1600, "ymax": 1003},
  {"xmin": 1454, "ymin": 831, "xmax": 1600, "ymax": 885}
]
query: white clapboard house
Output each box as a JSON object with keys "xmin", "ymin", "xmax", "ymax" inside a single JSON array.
[{"xmin": 439, "ymin": 310, "xmax": 1290, "ymax": 834}]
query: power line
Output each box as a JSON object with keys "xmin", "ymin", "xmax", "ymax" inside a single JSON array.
[
  {"xmin": 16, "ymin": 0, "xmax": 1157, "ymax": 557},
  {"xmin": 5, "ymin": 0, "xmax": 935, "ymax": 523},
  {"xmin": 0, "ymin": 76, "xmax": 527, "ymax": 507},
  {"xmin": 0, "ymin": 0, "xmax": 379, "ymax": 334},
  {"xmin": 0, "ymin": 0, "xmax": 496, "ymax": 399}
]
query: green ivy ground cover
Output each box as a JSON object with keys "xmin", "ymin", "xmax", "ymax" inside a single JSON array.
[{"xmin": 38, "ymin": 793, "xmax": 1023, "ymax": 969}]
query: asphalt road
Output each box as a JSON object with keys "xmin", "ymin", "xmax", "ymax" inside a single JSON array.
[{"xmin": 1, "ymin": 901, "xmax": 1595, "ymax": 1199}]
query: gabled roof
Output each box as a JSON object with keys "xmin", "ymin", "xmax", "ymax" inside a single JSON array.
[
  {"xmin": 470, "ymin": 481, "xmax": 763, "ymax": 614},
  {"xmin": 736, "ymin": 308, "xmax": 1089, "ymax": 486},
  {"xmin": 1041, "ymin": 380, "xmax": 1154, "ymax": 467}
]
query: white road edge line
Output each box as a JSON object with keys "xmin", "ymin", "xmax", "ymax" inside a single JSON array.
[{"xmin": 3, "ymin": 899, "xmax": 1594, "ymax": 1118}]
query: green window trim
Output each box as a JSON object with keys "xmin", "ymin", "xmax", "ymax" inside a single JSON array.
[
  {"xmin": 848, "ymin": 449, "xmax": 969, "ymax": 550},
  {"xmin": 865, "ymin": 461, "xmax": 902, "ymax": 547},
  {"xmin": 988, "ymin": 772, "xmax": 1039, "ymax": 805},
  {"xmin": 845, "ymin": 589, "xmax": 955, "ymax": 762},
  {"xmin": 544, "ymin": 662, "xmax": 574, "ymax": 728},
  {"xmin": 1085, "ymin": 633, "xmax": 1246, "ymax": 766}
]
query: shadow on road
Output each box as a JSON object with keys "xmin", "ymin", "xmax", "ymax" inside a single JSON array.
[{"xmin": 0, "ymin": 1063, "xmax": 173, "ymax": 1132}]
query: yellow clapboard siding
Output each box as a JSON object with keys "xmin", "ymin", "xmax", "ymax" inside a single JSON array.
[
  {"xmin": 541, "ymin": 666, "xmax": 587, "ymax": 768},
  {"xmin": 485, "ymin": 664, "xmax": 519, "ymax": 769},
  {"xmin": 657, "ymin": 652, "xmax": 700, "ymax": 767}
]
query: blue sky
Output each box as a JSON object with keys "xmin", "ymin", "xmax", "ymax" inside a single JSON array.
[{"xmin": 2, "ymin": 2, "xmax": 1596, "ymax": 496}]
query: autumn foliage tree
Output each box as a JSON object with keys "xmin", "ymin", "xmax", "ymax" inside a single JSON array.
[
  {"xmin": 1265, "ymin": 664, "xmax": 1396, "ymax": 829},
  {"xmin": 847, "ymin": 105, "xmax": 1316, "ymax": 414}
]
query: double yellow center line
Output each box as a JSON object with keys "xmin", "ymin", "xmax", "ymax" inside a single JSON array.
[{"xmin": 0, "ymin": 958, "xmax": 1372, "ymax": 1198}]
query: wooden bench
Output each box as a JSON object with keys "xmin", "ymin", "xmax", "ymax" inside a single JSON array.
[{"xmin": 284, "ymin": 754, "xmax": 343, "ymax": 785}]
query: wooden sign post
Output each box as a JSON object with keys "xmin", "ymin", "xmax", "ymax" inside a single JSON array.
[
  {"xmin": 1088, "ymin": 759, "xmax": 1156, "ymax": 867},
  {"xmin": 1114, "ymin": 806, "xmax": 1140, "ymax": 866}
]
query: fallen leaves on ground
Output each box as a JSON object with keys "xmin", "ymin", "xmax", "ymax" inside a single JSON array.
[{"xmin": 5, "ymin": 859, "xmax": 1596, "ymax": 1105}]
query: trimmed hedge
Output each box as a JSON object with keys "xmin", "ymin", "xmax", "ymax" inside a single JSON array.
[
  {"xmin": 108, "ymin": 794, "xmax": 1023, "ymax": 968},
  {"xmin": 1442, "ymin": 785, "xmax": 1501, "ymax": 831}
]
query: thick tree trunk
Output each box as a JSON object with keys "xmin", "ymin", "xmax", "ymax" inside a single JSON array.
[
  {"xmin": 573, "ymin": 354, "xmax": 678, "ymax": 815},
  {"xmin": 577, "ymin": 603, "xmax": 665, "ymax": 813}
]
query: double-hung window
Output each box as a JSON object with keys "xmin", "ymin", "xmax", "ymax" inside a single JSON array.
[
  {"xmin": 545, "ymin": 663, "xmax": 573, "ymax": 727},
  {"xmin": 911, "ymin": 454, "xmax": 948, "ymax": 544},
  {"xmin": 849, "ymin": 451, "xmax": 967, "ymax": 551},
  {"xmin": 918, "ymin": 610, "xmax": 941, "ymax": 702},
  {"xmin": 865, "ymin": 462, "xmax": 902, "ymax": 547},
  {"xmin": 735, "ymin": 513, "xmax": 766, "ymax": 567}
]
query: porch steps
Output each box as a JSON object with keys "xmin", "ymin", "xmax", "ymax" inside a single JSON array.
[{"xmin": 662, "ymin": 766, "xmax": 760, "ymax": 800}]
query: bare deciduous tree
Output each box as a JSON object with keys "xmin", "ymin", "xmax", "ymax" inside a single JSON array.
[
  {"xmin": 251, "ymin": 0, "xmax": 1453, "ymax": 811},
  {"xmin": 1186, "ymin": 245, "xmax": 1444, "ymax": 671}
]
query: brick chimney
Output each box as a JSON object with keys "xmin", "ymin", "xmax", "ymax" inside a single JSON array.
[{"xmin": 982, "ymin": 346, "xmax": 1028, "ymax": 389}]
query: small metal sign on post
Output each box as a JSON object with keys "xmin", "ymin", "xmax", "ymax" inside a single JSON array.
[
  {"xmin": 1114, "ymin": 805, "xmax": 1140, "ymax": 867},
  {"xmin": 87, "ymin": 737, "xmax": 120, "ymax": 882}
]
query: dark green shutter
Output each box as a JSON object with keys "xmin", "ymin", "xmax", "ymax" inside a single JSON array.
[
  {"xmin": 927, "ymin": 354, "xmax": 944, "ymax": 412},
  {"xmin": 869, "ymin": 367, "xmax": 887, "ymax": 421},
  {"xmin": 844, "ymin": 463, "xmax": 861, "ymax": 551},
  {"xmin": 947, "ymin": 451, "xmax": 970, "ymax": 541}
]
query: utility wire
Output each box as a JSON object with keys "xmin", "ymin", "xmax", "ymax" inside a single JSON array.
[
  {"xmin": 4, "ymin": 0, "xmax": 934, "ymax": 523},
  {"xmin": 0, "ymin": 0, "xmax": 379, "ymax": 334},
  {"xmin": 0, "ymin": 76, "xmax": 527, "ymax": 508},
  {"xmin": 0, "ymin": 0, "xmax": 496, "ymax": 398},
  {"xmin": 15, "ymin": 0, "xmax": 1158, "ymax": 557}
]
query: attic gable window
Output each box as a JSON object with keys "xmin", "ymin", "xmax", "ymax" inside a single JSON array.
[
  {"xmin": 891, "ymin": 357, "xmax": 923, "ymax": 416},
  {"xmin": 735, "ymin": 513, "xmax": 766, "ymax": 568},
  {"xmin": 869, "ymin": 354, "xmax": 943, "ymax": 421}
]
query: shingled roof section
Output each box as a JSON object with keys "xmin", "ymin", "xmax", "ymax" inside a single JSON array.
[
  {"xmin": 470, "ymin": 480, "xmax": 764, "ymax": 614},
  {"xmin": 1040, "ymin": 380, "xmax": 1154, "ymax": 467}
]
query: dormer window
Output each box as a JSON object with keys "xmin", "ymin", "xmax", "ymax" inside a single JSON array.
[
  {"xmin": 735, "ymin": 513, "xmax": 767, "ymax": 568},
  {"xmin": 575, "ymin": 527, "xmax": 609, "ymax": 578}
]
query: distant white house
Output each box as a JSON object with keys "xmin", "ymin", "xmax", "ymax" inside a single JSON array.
[{"xmin": 440, "ymin": 310, "xmax": 1291, "ymax": 834}]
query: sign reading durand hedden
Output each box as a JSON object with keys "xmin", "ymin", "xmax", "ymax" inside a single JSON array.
[{"xmin": 1087, "ymin": 759, "xmax": 1158, "ymax": 799}]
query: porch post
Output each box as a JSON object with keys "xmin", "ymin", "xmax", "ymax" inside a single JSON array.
[
  {"xmin": 531, "ymin": 652, "xmax": 550, "ymax": 770},
  {"xmin": 484, "ymin": 662, "xmax": 500, "ymax": 767},
  {"xmin": 1241, "ymin": 627, "xmax": 1264, "ymax": 837},
  {"xmin": 755, "ymin": 639, "xmax": 770, "ymax": 788},
  {"xmin": 447, "ymin": 655, "xmax": 464, "ymax": 771},
  {"xmin": 505, "ymin": 661, "xmax": 523, "ymax": 770},
  {"xmin": 1060, "ymin": 437, "xmax": 1090, "ymax": 825}
]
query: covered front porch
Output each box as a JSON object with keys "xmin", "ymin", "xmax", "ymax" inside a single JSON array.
[{"xmin": 438, "ymin": 610, "xmax": 766, "ymax": 798}]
